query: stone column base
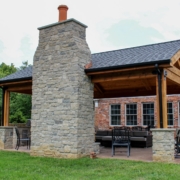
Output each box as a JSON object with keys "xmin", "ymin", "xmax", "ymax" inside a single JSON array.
[
  {"xmin": 151, "ymin": 128, "xmax": 175, "ymax": 163},
  {"xmin": 0, "ymin": 127, "xmax": 14, "ymax": 149}
]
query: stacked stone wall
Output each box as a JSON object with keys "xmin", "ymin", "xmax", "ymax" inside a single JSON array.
[
  {"xmin": 31, "ymin": 20, "xmax": 99, "ymax": 158},
  {"xmin": 152, "ymin": 129, "xmax": 175, "ymax": 162},
  {"xmin": 0, "ymin": 127, "xmax": 13, "ymax": 149}
]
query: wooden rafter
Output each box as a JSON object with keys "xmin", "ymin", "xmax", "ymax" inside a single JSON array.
[
  {"xmin": 165, "ymin": 66, "xmax": 180, "ymax": 86},
  {"xmin": 94, "ymin": 83, "xmax": 104, "ymax": 94},
  {"xmin": 141, "ymin": 80, "xmax": 152, "ymax": 91}
]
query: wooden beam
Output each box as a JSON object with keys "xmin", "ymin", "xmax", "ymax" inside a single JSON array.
[
  {"xmin": 94, "ymin": 83, "xmax": 104, "ymax": 94},
  {"xmin": 3, "ymin": 90, "xmax": 10, "ymax": 126},
  {"xmin": 165, "ymin": 68, "xmax": 180, "ymax": 85},
  {"xmin": 92, "ymin": 71, "xmax": 155, "ymax": 83},
  {"xmin": 7, "ymin": 85, "xmax": 32, "ymax": 92},
  {"xmin": 167, "ymin": 66, "xmax": 180, "ymax": 77},
  {"xmin": 170, "ymin": 50, "xmax": 180, "ymax": 66},
  {"xmin": 161, "ymin": 73, "xmax": 167, "ymax": 128},
  {"xmin": 86, "ymin": 64, "xmax": 171, "ymax": 76}
]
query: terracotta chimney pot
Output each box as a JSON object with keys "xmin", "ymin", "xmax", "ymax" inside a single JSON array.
[{"xmin": 58, "ymin": 5, "xmax": 68, "ymax": 22}]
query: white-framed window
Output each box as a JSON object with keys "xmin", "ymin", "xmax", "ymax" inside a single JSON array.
[
  {"xmin": 110, "ymin": 104, "xmax": 121, "ymax": 126},
  {"xmin": 142, "ymin": 103, "xmax": 154, "ymax": 126},
  {"xmin": 126, "ymin": 104, "xmax": 137, "ymax": 125},
  {"xmin": 167, "ymin": 102, "xmax": 173, "ymax": 126}
]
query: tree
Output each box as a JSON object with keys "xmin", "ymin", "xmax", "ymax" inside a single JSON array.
[{"xmin": 0, "ymin": 62, "xmax": 32, "ymax": 124}]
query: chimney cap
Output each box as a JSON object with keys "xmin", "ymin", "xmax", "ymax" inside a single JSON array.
[{"xmin": 58, "ymin": 5, "xmax": 68, "ymax": 10}]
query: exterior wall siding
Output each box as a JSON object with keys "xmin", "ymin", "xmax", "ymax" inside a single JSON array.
[{"xmin": 95, "ymin": 95, "xmax": 180, "ymax": 130}]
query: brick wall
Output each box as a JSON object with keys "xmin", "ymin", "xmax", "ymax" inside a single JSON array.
[{"xmin": 95, "ymin": 95, "xmax": 180, "ymax": 130}]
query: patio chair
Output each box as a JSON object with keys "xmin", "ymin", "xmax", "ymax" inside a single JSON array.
[
  {"xmin": 112, "ymin": 128, "xmax": 131, "ymax": 157},
  {"xmin": 15, "ymin": 127, "xmax": 30, "ymax": 150}
]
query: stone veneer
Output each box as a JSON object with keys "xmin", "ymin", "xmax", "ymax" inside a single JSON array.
[
  {"xmin": 152, "ymin": 128, "xmax": 175, "ymax": 162},
  {"xmin": 0, "ymin": 127, "xmax": 14, "ymax": 149},
  {"xmin": 31, "ymin": 19, "xmax": 99, "ymax": 158}
]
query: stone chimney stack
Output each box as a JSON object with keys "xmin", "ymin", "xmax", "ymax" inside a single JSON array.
[
  {"xmin": 31, "ymin": 5, "xmax": 99, "ymax": 158},
  {"xmin": 58, "ymin": 5, "xmax": 68, "ymax": 22}
]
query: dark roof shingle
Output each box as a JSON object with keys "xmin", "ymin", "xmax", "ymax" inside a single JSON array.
[
  {"xmin": 0, "ymin": 66, "xmax": 32, "ymax": 82},
  {"xmin": 90, "ymin": 39, "xmax": 180, "ymax": 70}
]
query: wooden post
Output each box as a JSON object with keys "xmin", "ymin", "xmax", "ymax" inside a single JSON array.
[
  {"xmin": 3, "ymin": 90, "xmax": 10, "ymax": 126},
  {"xmin": 156, "ymin": 76, "xmax": 160, "ymax": 128},
  {"xmin": 162, "ymin": 71, "xmax": 167, "ymax": 128}
]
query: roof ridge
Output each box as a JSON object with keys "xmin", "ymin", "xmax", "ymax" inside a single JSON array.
[{"xmin": 92, "ymin": 39, "xmax": 180, "ymax": 55}]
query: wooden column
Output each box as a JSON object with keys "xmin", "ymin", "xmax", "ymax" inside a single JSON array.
[
  {"xmin": 156, "ymin": 70, "xmax": 167, "ymax": 128},
  {"xmin": 156, "ymin": 76, "xmax": 160, "ymax": 128},
  {"xmin": 161, "ymin": 72, "xmax": 167, "ymax": 128},
  {"xmin": 3, "ymin": 90, "xmax": 10, "ymax": 126}
]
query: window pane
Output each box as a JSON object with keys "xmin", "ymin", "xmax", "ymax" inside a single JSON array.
[
  {"xmin": 126, "ymin": 104, "xmax": 137, "ymax": 125},
  {"xmin": 111, "ymin": 105, "xmax": 121, "ymax": 125},
  {"xmin": 167, "ymin": 102, "xmax": 173, "ymax": 126},
  {"xmin": 143, "ymin": 103, "xmax": 154, "ymax": 126}
]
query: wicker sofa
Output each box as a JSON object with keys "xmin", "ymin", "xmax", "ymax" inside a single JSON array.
[{"xmin": 95, "ymin": 129, "xmax": 152, "ymax": 147}]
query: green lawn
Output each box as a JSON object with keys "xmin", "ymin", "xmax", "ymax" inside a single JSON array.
[{"xmin": 0, "ymin": 151, "xmax": 179, "ymax": 180}]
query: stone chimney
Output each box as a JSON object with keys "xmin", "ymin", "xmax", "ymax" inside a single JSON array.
[{"xmin": 31, "ymin": 5, "xmax": 99, "ymax": 158}]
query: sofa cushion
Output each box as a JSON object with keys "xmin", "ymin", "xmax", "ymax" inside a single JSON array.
[
  {"xmin": 107, "ymin": 130, "xmax": 112, "ymax": 136},
  {"xmin": 102, "ymin": 136, "xmax": 112, "ymax": 141},
  {"xmin": 130, "ymin": 137, "xmax": 147, "ymax": 141},
  {"xmin": 95, "ymin": 136, "xmax": 103, "ymax": 140},
  {"xmin": 132, "ymin": 131, "xmax": 148, "ymax": 137},
  {"xmin": 96, "ymin": 130, "xmax": 108, "ymax": 136}
]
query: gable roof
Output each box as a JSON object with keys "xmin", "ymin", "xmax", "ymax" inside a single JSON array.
[
  {"xmin": 0, "ymin": 66, "xmax": 32, "ymax": 83},
  {"xmin": 1, "ymin": 39, "xmax": 180, "ymax": 83},
  {"xmin": 87, "ymin": 39, "xmax": 180, "ymax": 72}
]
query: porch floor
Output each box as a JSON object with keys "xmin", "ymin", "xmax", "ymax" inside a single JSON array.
[{"xmin": 97, "ymin": 146, "xmax": 180, "ymax": 163}]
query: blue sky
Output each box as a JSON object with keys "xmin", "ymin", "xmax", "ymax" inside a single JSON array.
[{"xmin": 0, "ymin": 0, "xmax": 180, "ymax": 67}]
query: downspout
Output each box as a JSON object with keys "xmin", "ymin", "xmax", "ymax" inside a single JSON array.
[
  {"xmin": 155, "ymin": 64, "xmax": 163, "ymax": 128},
  {"xmin": 0, "ymin": 86, "xmax": 5, "ymax": 126}
]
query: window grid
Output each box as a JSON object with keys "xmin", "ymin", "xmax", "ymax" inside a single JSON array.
[
  {"xmin": 126, "ymin": 104, "xmax": 137, "ymax": 125},
  {"xmin": 142, "ymin": 103, "xmax": 154, "ymax": 126},
  {"xmin": 110, "ymin": 105, "xmax": 121, "ymax": 125},
  {"xmin": 167, "ymin": 102, "xmax": 173, "ymax": 126}
]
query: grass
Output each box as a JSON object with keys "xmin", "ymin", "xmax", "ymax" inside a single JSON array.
[{"xmin": 0, "ymin": 151, "xmax": 180, "ymax": 180}]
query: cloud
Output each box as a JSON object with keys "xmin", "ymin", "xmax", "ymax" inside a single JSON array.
[
  {"xmin": 19, "ymin": 36, "xmax": 35, "ymax": 66},
  {"xmin": 0, "ymin": 40, "xmax": 5, "ymax": 53},
  {"xmin": 106, "ymin": 20, "xmax": 164, "ymax": 48}
]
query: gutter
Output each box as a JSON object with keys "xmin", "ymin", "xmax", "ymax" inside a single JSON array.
[
  {"xmin": 85, "ymin": 59, "xmax": 171, "ymax": 73},
  {"xmin": 0, "ymin": 77, "xmax": 32, "ymax": 85}
]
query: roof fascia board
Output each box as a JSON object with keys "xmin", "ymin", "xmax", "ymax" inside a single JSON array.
[
  {"xmin": 0, "ymin": 77, "xmax": 32, "ymax": 86},
  {"xmin": 85, "ymin": 59, "xmax": 171, "ymax": 74}
]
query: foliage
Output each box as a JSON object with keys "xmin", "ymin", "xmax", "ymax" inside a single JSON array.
[
  {"xmin": 0, "ymin": 151, "xmax": 180, "ymax": 180},
  {"xmin": 9, "ymin": 110, "xmax": 26, "ymax": 123},
  {"xmin": 0, "ymin": 61, "xmax": 32, "ymax": 123}
]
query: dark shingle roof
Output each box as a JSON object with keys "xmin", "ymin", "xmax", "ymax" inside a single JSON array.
[
  {"xmin": 1, "ymin": 39, "xmax": 180, "ymax": 83},
  {"xmin": 90, "ymin": 39, "xmax": 180, "ymax": 70},
  {"xmin": 0, "ymin": 66, "xmax": 32, "ymax": 83}
]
